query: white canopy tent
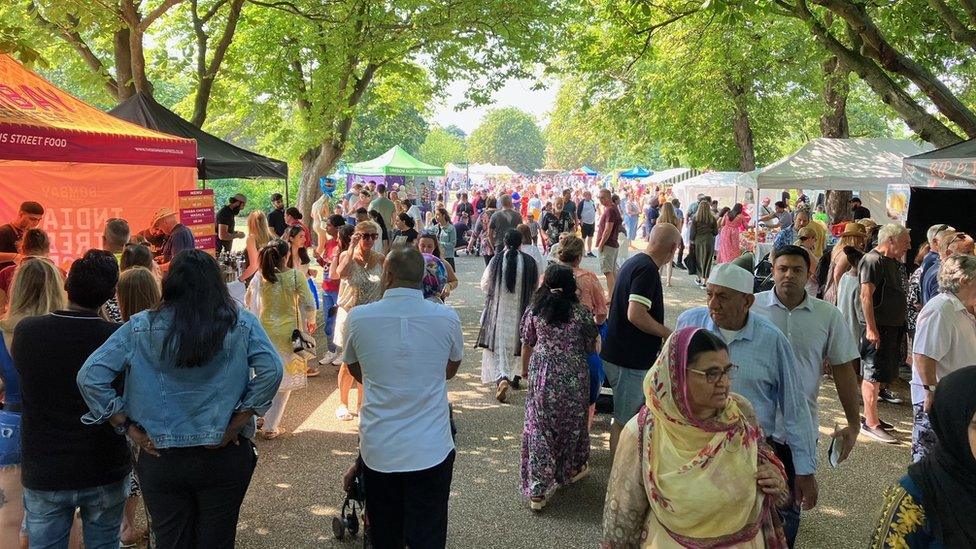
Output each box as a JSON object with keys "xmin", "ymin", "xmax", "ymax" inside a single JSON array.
[
  {"xmin": 749, "ymin": 138, "xmax": 930, "ymax": 223},
  {"xmin": 671, "ymin": 172, "xmax": 762, "ymax": 211},
  {"xmin": 754, "ymin": 138, "xmax": 930, "ymax": 190},
  {"xmin": 644, "ymin": 168, "xmax": 699, "ymax": 187}
]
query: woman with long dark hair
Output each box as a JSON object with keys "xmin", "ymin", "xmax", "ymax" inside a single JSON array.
[
  {"xmin": 717, "ymin": 203, "xmax": 749, "ymax": 264},
  {"xmin": 78, "ymin": 249, "xmax": 282, "ymax": 548},
  {"xmin": 367, "ymin": 210, "xmax": 391, "ymax": 255},
  {"xmin": 477, "ymin": 229, "xmax": 539, "ymax": 402},
  {"xmin": 435, "ymin": 207, "xmax": 458, "ymax": 270},
  {"xmin": 247, "ymin": 240, "xmax": 316, "ymax": 437},
  {"xmin": 519, "ymin": 264, "xmax": 598, "ymax": 511}
]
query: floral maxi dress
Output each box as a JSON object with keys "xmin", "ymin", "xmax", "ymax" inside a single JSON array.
[{"xmin": 519, "ymin": 303, "xmax": 597, "ymax": 499}]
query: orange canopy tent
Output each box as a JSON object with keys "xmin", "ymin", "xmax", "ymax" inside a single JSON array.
[{"xmin": 0, "ymin": 54, "xmax": 197, "ymax": 266}]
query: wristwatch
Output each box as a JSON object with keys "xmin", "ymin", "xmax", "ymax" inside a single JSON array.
[
  {"xmin": 113, "ymin": 418, "xmax": 134, "ymax": 436},
  {"xmin": 922, "ymin": 384, "xmax": 938, "ymax": 393}
]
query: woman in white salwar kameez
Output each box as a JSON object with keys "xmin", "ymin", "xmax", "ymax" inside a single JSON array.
[{"xmin": 477, "ymin": 229, "xmax": 539, "ymax": 403}]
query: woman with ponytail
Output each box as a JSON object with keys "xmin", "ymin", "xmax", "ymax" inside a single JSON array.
[
  {"xmin": 519, "ymin": 264, "xmax": 598, "ymax": 511},
  {"xmin": 477, "ymin": 229, "xmax": 539, "ymax": 402},
  {"xmin": 247, "ymin": 239, "xmax": 316, "ymax": 438}
]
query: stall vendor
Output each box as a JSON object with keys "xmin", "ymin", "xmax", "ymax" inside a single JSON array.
[{"xmin": 151, "ymin": 207, "xmax": 195, "ymax": 272}]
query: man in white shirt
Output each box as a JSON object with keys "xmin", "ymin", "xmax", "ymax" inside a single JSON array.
[
  {"xmin": 344, "ymin": 245, "xmax": 464, "ymax": 548},
  {"xmin": 577, "ymin": 191, "xmax": 598, "ymax": 256},
  {"xmin": 911, "ymin": 254, "xmax": 976, "ymax": 462}
]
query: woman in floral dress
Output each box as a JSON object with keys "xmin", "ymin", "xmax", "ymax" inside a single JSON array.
[{"xmin": 519, "ymin": 264, "xmax": 598, "ymax": 511}]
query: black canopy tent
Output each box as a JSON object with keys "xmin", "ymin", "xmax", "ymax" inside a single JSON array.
[
  {"xmin": 109, "ymin": 92, "xmax": 288, "ymax": 181},
  {"xmin": 903, "ymin": 137, "xmax": 976, "ymax": 187}
]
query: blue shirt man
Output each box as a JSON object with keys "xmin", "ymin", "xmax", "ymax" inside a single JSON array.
[{"xmin": 675, "ymin": 262, "xmax": 818, "ymax": 540}]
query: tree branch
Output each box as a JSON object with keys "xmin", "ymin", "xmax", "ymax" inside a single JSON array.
[
  {"xmin": 927, "ymin": 0, "xmax": 976, "ymax": 52},
  {"xmin": 28, "ymin": 3, "xmax": 119, "ymax": 98},
  {"xmin": 140, "ymin": 0, "xmax": 184, "ymax": 31}
]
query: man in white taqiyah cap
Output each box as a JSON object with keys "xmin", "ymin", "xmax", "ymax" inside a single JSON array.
[{"xmin": 676, "ymin": 260, "xmax": 819, "ymax": 545}]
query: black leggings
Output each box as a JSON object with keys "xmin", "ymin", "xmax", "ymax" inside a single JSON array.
[{"xmin": 136, "ymin": 437, "xmax": 257, "ymax": 549}]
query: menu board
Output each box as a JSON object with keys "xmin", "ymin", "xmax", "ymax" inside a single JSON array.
[{"xmin": 178, "ymin": 189, "xmax": 217, "ymax": 255}]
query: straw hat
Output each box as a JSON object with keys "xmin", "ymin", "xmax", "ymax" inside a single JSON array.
[
  {"xmin": 840, "ymin": 222, "xmax": 868, "ymax": 238},
  {"xmin": 151, "ymin": 207, "xmax": 177, "ymax": 225},
  {"xmin": 858, "ymin": 218, "xmax": 878, "ymax": 229}
]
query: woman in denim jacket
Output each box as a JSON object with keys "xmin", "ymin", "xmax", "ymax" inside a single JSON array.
[{"xmin": 77, "ymin": 249, "xmax": 283, "ymax": 548}]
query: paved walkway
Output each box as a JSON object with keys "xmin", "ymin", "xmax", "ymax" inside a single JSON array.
[{"xmin": 234, "ymin": 252, "xmax": 912, "ymax": 548}]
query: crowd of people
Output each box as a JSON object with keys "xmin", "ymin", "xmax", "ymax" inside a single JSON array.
[{"xmin": 0, "ymin": 167, "xmax": 973, "ymax": 549}]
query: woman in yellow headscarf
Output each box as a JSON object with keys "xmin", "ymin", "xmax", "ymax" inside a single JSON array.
[{"xmin": 602, "ymin": 327, "xmax": 788, "ymax": 548}]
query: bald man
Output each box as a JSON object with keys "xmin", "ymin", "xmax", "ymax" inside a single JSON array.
[
  {"xmin": 343, "ymin": 244, "xmax": 464, "ymax": 547},
  {"xmin": 601, "ymin": 224, "xmax": 681, "ymax": 455}
]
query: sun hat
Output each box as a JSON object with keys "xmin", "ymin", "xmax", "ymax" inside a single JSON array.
[
  {"xmin": 151, "ymin": 207, "xmax": 177, "ymax": 225},
  {"xmin": 840, "ymin": 222, "xmax": 867, "ymax": 238}
]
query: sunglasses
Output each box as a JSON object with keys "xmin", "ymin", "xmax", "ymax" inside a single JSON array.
[
  {"xmin": 360, "ymin": 233, "xmax": 379, "ymax": 241},
  {"xmin": 689, "ymin": 364, "xmax": 738, "ymax": 384}
]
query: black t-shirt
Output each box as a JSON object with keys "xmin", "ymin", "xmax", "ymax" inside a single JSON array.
[
  {"xmin": 852, "ymin": 205, "xmax": 871, "ymax": 220},
  {"xmin": 12, "ymin": 310, "xmax": 130, "ymax": 491},
  {"xmin": 268, "ymin": 207, "xmax": 287, "ymax": 237},
  {"xmin": 216, "ymin": 205, "xmax": 236, "ymax": 253},
  {"xmin": 601, "ymin": 253, "xmax": 665, "ymax": 369},
  {"xmin": 0, "ymin": 223, "xmax": 22, "ymax": 270},
  {"xmin": 858, "ymin": 249, "xmax": 907, "ymax": 327}
]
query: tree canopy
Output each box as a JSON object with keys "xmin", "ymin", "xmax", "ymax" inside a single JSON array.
[
  {"xmin": 467, "ymin": 108, "xmax": 546, "ymax": 173},
  {"xmin": 420, "ymin": 127, "xmax": 468, "ymax": 168}
]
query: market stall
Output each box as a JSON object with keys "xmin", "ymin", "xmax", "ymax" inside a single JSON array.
[
  {"xmin": 903, "ymin": 136, "xmax": 976, "ymax": 187},
  {"xmin": 346, "ymin": 145, "xmax": 444, "ymax": 203},
  {"xmin": 752, "ymin": 137, "xmax": 930, "ymax": 220},
  {"xmin": 0, "ymin": 54, "xmax": 197, "ymax": 266}
]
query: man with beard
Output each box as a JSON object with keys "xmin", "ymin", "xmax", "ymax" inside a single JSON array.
[{"xmin": 216, "ymin": 194, "xmax": 247, "ymax": 254}]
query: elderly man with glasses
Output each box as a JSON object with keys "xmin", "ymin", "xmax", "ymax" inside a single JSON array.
[{"xmin": 676, "ymin": 262, "xmax": 817, "ymax": 548}]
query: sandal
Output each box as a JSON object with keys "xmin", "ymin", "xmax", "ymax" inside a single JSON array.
[
  {"xmin": 529, "ymin": 496, "xmax": 547, "ymax": 511},
  {"xmin": 569, "ymin": 465, "xmax": 590, "ymax": 484},
  {"xmin": 258, "ymin": 429, "xmax": 283, "ymax": 440},
  {"xmin": 306, "ymin": 367, "xmax": 321, "ymax": 378},
  {"xmin": 335, "ymin": 406, "xmax": 355, "ymax": 421}
]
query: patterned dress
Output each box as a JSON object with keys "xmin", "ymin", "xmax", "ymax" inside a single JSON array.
[
  {"xmin": 519, "ymin": 303, "xmax": 597, "ymax": 499},
  {"xmin": 871, "ymin": 475, "xmax": 942, "ymax": 548}
]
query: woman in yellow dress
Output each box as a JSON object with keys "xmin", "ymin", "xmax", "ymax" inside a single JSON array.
[{"xmin": 602, "ymin": 327, "xmax": 789, "ymax": 548}]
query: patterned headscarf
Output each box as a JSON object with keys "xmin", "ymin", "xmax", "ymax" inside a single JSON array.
[{"xmin": 638, "ymin": 327, "xmax": 786, "ymax": 548}]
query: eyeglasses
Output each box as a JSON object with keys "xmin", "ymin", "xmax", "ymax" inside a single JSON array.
[
  {"xmin": 360, "ymin": 233, "xmax": 379, "ymax": 241},
  {"xmin": 688, "ymin": 363, "xmax": 738, "ymax": 384}
]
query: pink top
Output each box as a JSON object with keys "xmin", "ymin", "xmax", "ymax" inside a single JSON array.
[{"xmin": 573, "ymin": 267, "xmax": 608, "ymax": 318}]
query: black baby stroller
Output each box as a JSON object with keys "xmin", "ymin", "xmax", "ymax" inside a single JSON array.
[{"xmin": 752, "ymin": 251, "xmax": 774, "ymax": 294}]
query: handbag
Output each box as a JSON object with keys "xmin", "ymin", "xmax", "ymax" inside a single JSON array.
[{"xmin": 291, "ymin": 270, "xmax": 317, "ymax": 360}]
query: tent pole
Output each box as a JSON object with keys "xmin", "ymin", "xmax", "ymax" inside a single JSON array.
[{"xmin": 285, "ymin": 178, "xmax": 290, "ymax": 208}]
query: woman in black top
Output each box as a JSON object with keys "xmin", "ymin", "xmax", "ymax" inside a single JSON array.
[{"xmin": 393, "ymin": 213, "xmax": 419, "ymax": 244}]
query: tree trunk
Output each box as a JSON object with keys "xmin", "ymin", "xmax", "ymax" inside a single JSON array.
[
  {"xmin": 826, "ymin": 190, "xmax": 853, "ymax": 224},
  {"xmin": 794, "ymin": 1, "xmax": 963, "ymax": 147},
  {"xmin": 128, "ymin": 27, "xmax": 153, "ymax": 96},
  {"xmin": 297, "ymin": 142, "xmax": 344, "ymax": 221},
  {"xmin": 114, "ymin": 28, "xmax": 136, "ymax": 99},
  {"xmin": 190, "ymin": 0, "xmax": 245, "ymax": 127},
  {"xmin": 726, "ymin": 77, "xmax": 757, "ymax": 172},
  {"xmin": 820, "ymin": 56, "xmax": 850, "ymax": 138}
]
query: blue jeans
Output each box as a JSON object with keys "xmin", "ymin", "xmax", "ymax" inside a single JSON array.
[
  {"xmin": 24, "ymin": 479, "xmax": 127, "ymax": 549},
  {"xmin": 322, "ymin": 290, "xmax": 339, "ymax": 352},
  {"xmin": 624, "ymin": 216, "xmax": 638, "ymax": 240}
]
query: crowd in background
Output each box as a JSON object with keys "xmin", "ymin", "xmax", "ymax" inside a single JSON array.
[{"xmin": 0, "ymin": 167, "xmax": 974, "ymax": 549}]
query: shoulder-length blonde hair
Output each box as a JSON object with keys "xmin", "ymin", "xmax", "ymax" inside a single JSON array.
[
  {"xmin": 0, "ymin": 259, "xmax": 66, "ymax": 336},
  {"xmin": 248, "ymin": 211, "xmax": 274, "ymax": 250},
  {"xmin": 658, "ymin": 202, "xmax": 679, "ymax": 227},
  {"xmin": 117, "ymin": 267, "xmax": 161, "ymax": 321},
  {"xmin": 693, "ymin": 200, "xmax": 716, "ymax": 225}
]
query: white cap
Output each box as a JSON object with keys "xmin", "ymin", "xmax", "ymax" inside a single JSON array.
[{"xmin": 707, "ymin": 263, "xmax": 754, "ymax": 295}]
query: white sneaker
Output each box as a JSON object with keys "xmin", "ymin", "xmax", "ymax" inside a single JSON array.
[{"xmin": 318, "ymin": 349, "xmax": 339, "ymax": 366}]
